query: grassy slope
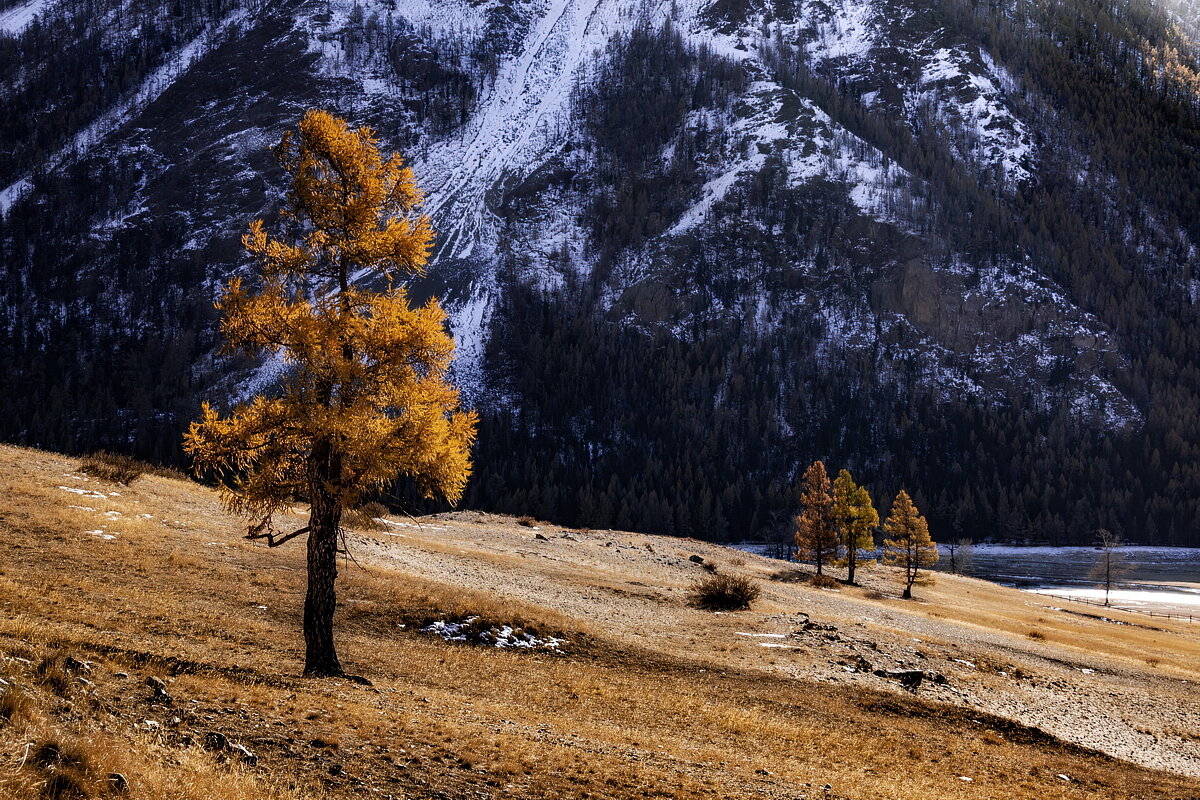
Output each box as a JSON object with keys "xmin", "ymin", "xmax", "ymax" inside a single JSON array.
[{"xmin": 0, "ymin": 444, "xmax": 1198, "ymax": 800}]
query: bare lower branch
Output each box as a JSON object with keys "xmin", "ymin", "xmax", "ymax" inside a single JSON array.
[
  {"xmin": 247, "ymin": 523, "xmax": 311, "ymax": 548},
  {"xmin": 338, "ymin": 527, "xmax": 366, "ymax": 571}
]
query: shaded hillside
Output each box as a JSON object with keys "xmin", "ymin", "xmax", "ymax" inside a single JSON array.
[{"xmin": 2, "ymin": 0, "xmax": 1200, "ymax": 543}]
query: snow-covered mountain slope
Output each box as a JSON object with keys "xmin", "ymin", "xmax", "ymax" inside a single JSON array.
[{"xmin": 4, "ymin": 0, "xmax": 1200, "ymax": 541}]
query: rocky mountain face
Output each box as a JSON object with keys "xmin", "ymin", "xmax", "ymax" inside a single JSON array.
[{"xmin": 3, "ymin": 0, "xmax": 1200, "ymax": 543}]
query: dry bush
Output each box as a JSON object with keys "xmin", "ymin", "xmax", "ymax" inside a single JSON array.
[
  {"xmin": 690, "ymin": 573, "xmax": 760, "ymax": 611},
  {"xmin": 516, "ymin": 516, "xmax": 537, "ymax": 527},
  {"xmin": 344, "ymin": 501, "xmax": 390, "ymax": 531},
  {"xmin": 768, "ymin": 569, "xmax": 808, "ymax": 583},
  {"xmin": 768, "ymin": 569, "xmax": 838, "ymax": 589},
  {"xmin": 1027, "ymin": 630, "xmax": 1046, "ymax": 641},
  {"xmin": 810, "ymin": 573, "xmax": 840, "ymax": 590},
  {"xmin": 78, "ymin": 452, "xmax": 147, "ymax": 485}
]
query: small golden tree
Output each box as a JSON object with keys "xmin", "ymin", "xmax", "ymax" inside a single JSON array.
[
  {"xmin": 882, "ymin": 490, "xmax": 938, "ymax": 599},
  {"xmin": 795, "ymin": 460, "xmax": 838, "ymax": 576},
  {"xmin": 832, "ymin": 469, "xmax": 878, "ymax": 585},
  {"xmin": 185, "ymin": 110, "xmax": 477, "ymax": 678}
]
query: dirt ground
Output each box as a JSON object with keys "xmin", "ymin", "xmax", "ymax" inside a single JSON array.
[{"xmin": 2, "ymin": 443, "xmax": 1199, "ymax": 800}]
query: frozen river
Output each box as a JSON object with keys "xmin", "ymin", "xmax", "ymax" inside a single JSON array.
[
  {"xmin": 729, "ymin": 541, "xmax": 1200, "ymax": 614},
  {"xmin": 953, "ymin": 544, "xmax": 1200, "ymax": 615}
]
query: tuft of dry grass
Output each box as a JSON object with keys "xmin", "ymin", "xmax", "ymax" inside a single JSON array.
[
  {"xmin": 78, "ymin": 452, "xmax": 148, "ymax": 485},
  {"xmin": 809, "ymin": 573, "xmax": 841, "ymax": 589},
  {"xmin": 342, "ymin": 501, "xmax": 390, "ymax": 531},
  {"xmin": 690, "ymin": 573, "xmax": 760, "ymax": 611}
]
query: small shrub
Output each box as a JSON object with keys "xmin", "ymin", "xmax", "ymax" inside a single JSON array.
[
  {"xmin": 863, "ymin": 589, "xmax": 888, "ymax": 600},
  {"xmin": 79, "ymin": 451, "xmax": 147, "ymax": 485},
  {"xmin": 810, "ymin": 573, "xmax": 840, "ymax": 590},
  {"xmin": 344, "ymin": 501, "xmax": 390, "ymax": 531},
  {"xmin": 768, "ymin": 569, "xmax": 807, "ymax": 583},
  {"xmin": 980, "ymin": 730, "xmax": 1005, "ymax": 746},
  {"xmin": 516, "ymin": 515, "xmax": 537, "ymax": 527},
  {"xmin": 1027, "ymin": 630, "xmax": 1045, "ymax": 641},
  {"xmin": 690, "ymin": 573, "xmax": 760, "ymax": 611}
]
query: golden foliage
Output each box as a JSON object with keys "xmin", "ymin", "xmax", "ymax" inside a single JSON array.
[
  {"xmin": 794, "ymin": 460, "xmax": 838, "ymax": 573},
  {"xmin": 1142, "ymin": 25, "xmax": 1200, "ymax": 108},
  {"xmin": 832, "ymin": 468, "xmax": 878, "ymax": 580},
  {"xmin": 882, "ymin": 490, "xmax": 938, "ymax": 597},
  {"xmin": 185, "ymin": 109, "xmax": 477, "ymax": 525}
]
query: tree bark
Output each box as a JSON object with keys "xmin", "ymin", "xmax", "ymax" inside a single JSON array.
[{"xmin": 304, "ymin": 442, "xmax": 344, "ymax": 677}]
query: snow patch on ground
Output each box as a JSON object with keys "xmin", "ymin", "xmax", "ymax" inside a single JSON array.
[
  {"xmin": 422, "ymin": 616, "xmax": 566, "ymax": 649},
  {"xmin": 0, "ymin": 179, "xmax": 31, "ymax": 218},
  {"xmin": 447, "ymin": 286, "xmax": 494, "ymax": 403},
  {"xmin": 1028, "ymin": 588, "xmax": 1200, "ymax": 609},
  {"xmin": 59, "ymin": 486, "xmax": 109, "ymax": 500}
]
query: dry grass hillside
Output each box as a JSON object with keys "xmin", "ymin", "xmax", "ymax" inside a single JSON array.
[{"xmin": 1, "ymin": 444, "xmax": 1199, "ymax": 800}]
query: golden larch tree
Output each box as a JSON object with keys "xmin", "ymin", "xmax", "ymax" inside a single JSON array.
[
  {"xmin": 184, "ymin": 109, "xmax": 477, "ymax": 678},
  {"xmin": 832, "ymin": 469, "xmax": 878, "ymax": 585},
  {"xmin": 795, "ymin": 460, "xmax": 838, "ymax": 576},
  {"xmin": 882, "ymin": 490, "xmax": 938, "ymax": 599}
]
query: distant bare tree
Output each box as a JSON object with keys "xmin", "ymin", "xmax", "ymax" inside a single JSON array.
[
  {"xmin": 945, "ymin": 538, "xmax": 973, "ymax": 575},
  {"xmin": 1089, "ymin": 529, "xmax": 1131, "ymax": 607},
  {"xmin": 763, "ymin": 510, "xmax": 797, "ymax": 561}
]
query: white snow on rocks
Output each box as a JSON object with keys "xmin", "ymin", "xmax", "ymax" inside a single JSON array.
[
  {"xmin": 422, "ymin": 616, "xmax": 566, "ymax": 649},
  {"xmin": 804, "ymin": 0, "xmax": 879, "ymax": 62},
  {"xmin": 668, "ymin": 81, "xmax": 909, "ymax": 236},
  {"xmin": 915, "ymin": 46, "xmax": 1034, "ymax": 186}
]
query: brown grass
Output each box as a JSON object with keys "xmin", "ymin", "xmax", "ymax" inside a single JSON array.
[
  {"xmin": 78, "ymin": 451, "xmax": 148, "ymax": 485},
  {"xmin": 0, "ymin": 444, "xmax": 1198, "ymax": 800},
  {"xmin": 342, "ymin": 501, "xmax": 390, "ymax": 531},
  {"xmin": 690, "ymin": 573, "xmax": 761, "ymax": 610},
  {"xmin": 809, "ymin": 572, "xmax": 841, "ymax": 589}
]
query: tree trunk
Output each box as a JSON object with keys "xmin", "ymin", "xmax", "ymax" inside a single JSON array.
[
  {"xmin": 847, "ymin": 551, "xmax": 856, "ymax": 585},
  {"xmin": 304, "ymin": 444, "xmax": 343, "ymax": 677}
]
